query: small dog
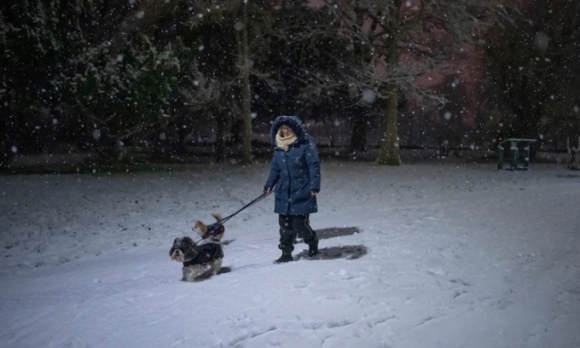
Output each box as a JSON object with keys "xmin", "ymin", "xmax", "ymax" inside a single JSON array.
[
  {"xmin": 169, "ymin": 213, "xmax": 225, "ymax": 281},
  {"xmin": 194, "ymin": 213, "xmax": 225, "ymax": 241}
]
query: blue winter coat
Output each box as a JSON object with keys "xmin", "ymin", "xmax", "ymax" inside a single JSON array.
[{"xmin": 264, "ymin": 116, "xmax": 321, "ymax": 215}]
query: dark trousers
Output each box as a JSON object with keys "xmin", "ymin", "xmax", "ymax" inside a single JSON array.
[{"xmin": 278, "ymin": 214, "xmax": 317, "ymax": 251}]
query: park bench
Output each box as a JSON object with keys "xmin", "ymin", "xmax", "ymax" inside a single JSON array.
[{"xmin": 497, "ymin": 138, "xmax": 537, "ymax": 170}]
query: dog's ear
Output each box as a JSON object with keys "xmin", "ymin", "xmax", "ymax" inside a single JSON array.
[
  {"xmin": 194, "ymin": 220, "xmax": 207, "ymax": 235},
  {"xmin": 170, "ymin": 238, "xmax": 182, "ymax": 258},
  {"xmin": 179, "ymin": 236, "xmax": 199, "ymax": 261},
  {"xmin": 195, "ymin": 220, "xmax": 207, "ymax": 232},
  {"xmin": 181, "ymin": 236, "xmax": 195, "ymax": 244},
  {"xmin": 211, "ymin": 213, "xmax": 223, "ymax": 223}
]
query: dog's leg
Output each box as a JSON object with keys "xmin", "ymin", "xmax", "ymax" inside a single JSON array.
[
  {"xmin": 181, "ymin": 266, "xmax": 189, "ymax": 281},
  {"xmin": 208, "ymin": 258, "xmax": 222, "ymax": 276},
  {"xmin": 184, "ymin": 265, "xmax": 207, "ymax": 281},
  {"xmin": 183, "ymin": 266, "xmax": 200, "ymax": 282}
]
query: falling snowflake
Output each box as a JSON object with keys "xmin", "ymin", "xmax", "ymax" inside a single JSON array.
[
  {"xmin": 234, "ymin": 21, "xmax": 245, "ymax": 31},
  {"xmin": 534, "ymin": 31, "xmax": 550, "ymax": 51},
  {"xmin": 136, "ymin": 11, "xmax": 145, "ymax": 19},
  {"xmin": 362, "ymin": 90, "xmax": 376, "ymax": 104},
  {"xmin": 92, "ymin": 129, "xmax": 101, "ymax": 141},
  {"xmin": 444, "ymin": 112, "xmax": 452, "ymax": 121},
  {"xmin": 11, "ymin": 146, "xmax": 18, "ymax": 154}
]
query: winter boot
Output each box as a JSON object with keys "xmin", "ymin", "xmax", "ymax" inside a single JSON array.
[
  {"xmin": 275, "ymin": 250, "xmax": 293, "ymax": 263},
  {"xmin": 308, "ymin": 239, "xmax": 319, "ymax": 258}
]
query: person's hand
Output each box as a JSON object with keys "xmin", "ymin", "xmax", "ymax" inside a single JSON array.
[
  {"xmin": 265, "ymin": 187, "xmax": 272, "ymax": 195},
  {"xmin": 311, "ymin": 191, "xmax": 317, "ymax": 196}
]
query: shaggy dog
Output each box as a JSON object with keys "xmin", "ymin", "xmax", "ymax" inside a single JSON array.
[{"xmin": 169, "ymin": 214, "xmax": 225, "ymax": 281}]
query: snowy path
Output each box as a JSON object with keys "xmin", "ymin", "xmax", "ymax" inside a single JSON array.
[{"xmin": 1, "ymin": 162, "xmax": 579, "ymax": 348}]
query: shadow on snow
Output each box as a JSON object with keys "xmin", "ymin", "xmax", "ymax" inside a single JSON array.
[
  {"xmin": 190, "ymin": 226, "xmax": 364, "ymax": 281},
  {"xmin": 295, "ymin": 226, "xmax": 366, "ymax": 261}
]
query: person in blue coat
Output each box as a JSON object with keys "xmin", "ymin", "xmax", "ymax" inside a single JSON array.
[{"xmin": 264, "ymin": 115, "xmax": 321, "ymax": 263}]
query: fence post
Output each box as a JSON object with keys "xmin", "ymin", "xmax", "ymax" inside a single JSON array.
[
  {"xmin": 509, "ymin": 141, "xmax": 518, "ymax": 170},
  {"xmin": 522, "ymin": 143, "xmax": 531, "ymax": 170}
]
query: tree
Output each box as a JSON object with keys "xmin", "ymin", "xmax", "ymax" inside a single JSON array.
[
  {"xmin": 267, "ymin": 1, "xmax": 374, "ymax": 153},
  {"xmin": 485, "ymin": 0, "xmax": 580, "ymax": 150},
  {"xmin": 1, "ymin": 0, "xmax": 65, "ymax": 161},
  {"xmin": 182, "ymin": 0, "xmax": 276, "ymax": 164},
  {"xmin": 63, "ymin": 35, "xmax": 203, "ymax": 161},
  {"xmin": 324, "ymin": 0, "xmax": 510, "ymax": 165}
]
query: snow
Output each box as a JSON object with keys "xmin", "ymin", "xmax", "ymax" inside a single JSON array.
[
  {"xmin": 362, "ymin": 90, "xmax": 377, "ymax": 104},
  {"xmin": 1, "ymin": 161, "xmax": 579, "ymax": 348}
]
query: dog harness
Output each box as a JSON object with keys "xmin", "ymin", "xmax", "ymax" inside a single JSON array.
[{"xmin": 201, "ymin": 222, "xmax": 226, "ymax": 240}]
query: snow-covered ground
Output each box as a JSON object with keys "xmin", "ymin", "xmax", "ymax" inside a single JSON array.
[{"xmin": 1, "ymin": 160, "xmax": 579, "ymax": 348}]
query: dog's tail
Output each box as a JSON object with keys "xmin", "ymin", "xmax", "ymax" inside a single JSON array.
[{"xmin": 211, "ymin": 213, "xmax": 223, "ymax": 223}]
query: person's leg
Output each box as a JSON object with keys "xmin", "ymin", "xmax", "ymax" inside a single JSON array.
[
  {"xmin": 290, "ymin": 214, "xmax": 318, "ymax": 257},
  {"xmin": 276, "ymin": 214, "xmax": 296, "ymax": 263}
]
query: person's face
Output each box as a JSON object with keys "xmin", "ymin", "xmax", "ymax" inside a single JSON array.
[{"xmin": 280, "ymin": 125, "xmax": 293, "ymax": 137}]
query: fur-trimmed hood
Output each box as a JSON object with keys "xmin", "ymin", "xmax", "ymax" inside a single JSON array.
[{"xmin": 270, "ymin": 115, "xmax": 306, "ymax": 145}]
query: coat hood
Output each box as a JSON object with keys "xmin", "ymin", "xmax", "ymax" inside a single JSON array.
[{"xmin": 270, "ymin": 115, "xmax": 306, "ymax": 145}]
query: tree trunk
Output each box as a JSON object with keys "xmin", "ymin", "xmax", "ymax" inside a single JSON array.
[
  {"xmin": 376, "ymin": 83, "xmax": 401, "ymax": 165},
  {"xmin": 237, "ymin": 2, "xmax": 253, "ymax": 165},
  {"xmin": 375, "ymin": 0, "xmax": 401, "ymax": 166},
  {"xmin": 0, "ymin": 90, "xmax": 17, "ymax": 167}
]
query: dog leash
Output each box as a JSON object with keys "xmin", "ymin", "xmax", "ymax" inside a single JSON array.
[
  {"xmin": 197, "ymin": 192, "xmax": 269, "ymax": 241},
  {"xmin": 220, "ymin": 192, "xmax": 269, "ymax": 224}
]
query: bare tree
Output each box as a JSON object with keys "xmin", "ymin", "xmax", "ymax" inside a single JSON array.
[
  {"xmin": 105, "ymin": 0, "xmax": 182, "ymax": 57},
  {"xmin": 323, "ymin": 0, "xmax": 511, "ymax": 165},
  {"xmin": 185, "ymin": 0, "xmax": 275, "ymax": 164}
]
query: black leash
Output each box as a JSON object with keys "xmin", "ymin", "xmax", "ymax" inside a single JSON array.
[
  {"xmin": 220, "ymin": 192, "xmax": 269, "ymax": 224},
  {"xmin": 196, "ymin": 192, "xmax": 269, "ymax": 241}
]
